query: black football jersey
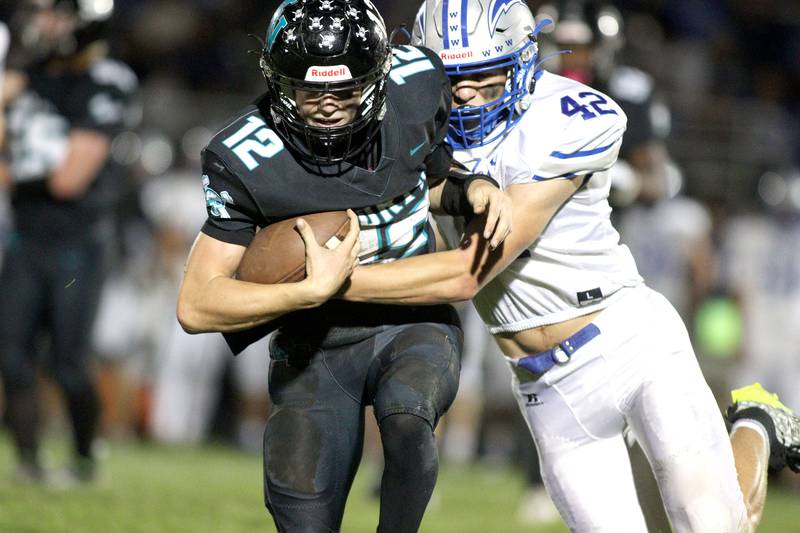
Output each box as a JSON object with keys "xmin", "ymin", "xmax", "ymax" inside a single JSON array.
[
  {"xmin": 200, "ymin": 45, "xmax": 451, "ymax": 265},
  {"xmin": 599, "ymin": 65, "xmax": 667, "ymax": 158},
  {"xmin": 199, "ymin": 45, "xmax": 456, "ymax": 350},
  {"xmin": 5, "ymin": 58, "xmax": 138, "ymax": 242}
]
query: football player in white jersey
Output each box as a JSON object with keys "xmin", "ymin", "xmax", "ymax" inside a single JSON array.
[{"xmin": 339, "ymin": 1, "xmax": 800, "ymax": 531}]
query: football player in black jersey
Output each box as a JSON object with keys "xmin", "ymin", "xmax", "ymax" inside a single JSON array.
[
  {"xmin": 176, "ymin": 1, "xmax": 510, "ymax": 531},
  {"xmin": 0, "ymin": 0, "xmax": 136, "ymax": 484},
  {"xmin": 537, "ymin": 1, "xmax": 674, "ymax": 212}
]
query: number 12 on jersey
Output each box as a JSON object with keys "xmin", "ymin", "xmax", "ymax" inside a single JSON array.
[
  {"xmin": 390, "ymin": 46, "xmax": 434, "ymax": 85},
  {"xmin": 561, "ymin": 92, "xmax": 618, "ymax": 120},
  {"xmin": 223, "ymin": 115, "xmax": 284, "ymax": 171}
]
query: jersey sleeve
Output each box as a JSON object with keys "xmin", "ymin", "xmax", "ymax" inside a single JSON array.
[
  {"xmin": 425, "ymin": 141, "xmax": 453, "ymax": 180},
  {"xmin": 199, "ymin": 149, "xmax": 261, "ymax": 247},
  {"xmin": 507, "ymin": 102, "xmax": 628, "ymax": 186},
  {"xmin": 73, "ymin": 59, "xmax": 138, "ymax": 137},
  {"xmin": 421, "ymin": 49, "xmax": 454, "ymax": 179},
  {"xmin": 426, "ymin": 50, "xmax": 452, "ymax": 145}
]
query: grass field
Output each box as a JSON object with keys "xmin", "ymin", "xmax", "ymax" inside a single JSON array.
[{"xmin": 1, "ymin": 436, "xmax": 798, "ymax": 533}]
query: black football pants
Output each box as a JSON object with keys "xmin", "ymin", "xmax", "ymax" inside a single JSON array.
[
  {"xmin": 0, "ymin": 237, "xmax": 104, "ymax": 463},
  {"xmin": 264, "ymin": 321, "xmax": 462, "ymax": 532}
]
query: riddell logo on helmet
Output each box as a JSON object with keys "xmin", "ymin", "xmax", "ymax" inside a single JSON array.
[
  {"xmin": 305, "ymin": 65, "xmax": 353, "ymax": 81},
  {"xmin": 440, "ymin": 50, "xmax": 474, "ymax": 60}
]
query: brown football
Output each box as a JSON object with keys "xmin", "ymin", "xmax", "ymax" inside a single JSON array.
[{"xmin": 236, "ymin": 211, "xmax": 351, "ymax": 285}]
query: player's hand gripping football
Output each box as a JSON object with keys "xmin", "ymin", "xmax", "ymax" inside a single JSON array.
[
  {"xmin": 295, "ymin": 209, "xmax": 361, "ymax": 302},
  {"xmin": 467, "ymin": 179, "xmax": 513, "ymax": 249}
]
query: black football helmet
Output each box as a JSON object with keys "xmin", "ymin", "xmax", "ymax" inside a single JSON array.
[
  {"xmin": 260, "ymin": 0, "xmax": 392, "ymax": 164},
  {"xmin": 536, "ymin": 1, "xmax": 623, "ymax": 82},
  {"xmin": 16, "ymin": 0, "xmax": 113, "ymax": 60}
]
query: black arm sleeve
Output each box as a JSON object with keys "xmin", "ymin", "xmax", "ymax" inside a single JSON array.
[
  {"xmin": 439, "ymin": 171, "xmax": 500, "ymax": 216},
  {"xmin": 199, "ymin": 149, "xmax": 261, "ymax": 247}
]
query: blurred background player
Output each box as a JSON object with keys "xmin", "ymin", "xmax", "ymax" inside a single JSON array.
[
  {"xmin": 720, "ymin": 169, "xmax": 800, "ymax": 414},
  {"xmin": 0, "ymin": 19, "xmax": 9, "ymax": 143},
  {"xmin": 0, "ymin": 20, "xmax": 10, "ymax": 266},
  {"xmin": 0, "ymin": 0, "xmax": 137, "ymax": 483}
]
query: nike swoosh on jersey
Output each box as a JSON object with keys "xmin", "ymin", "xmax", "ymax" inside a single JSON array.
[{"xmin": 409, "ymin": 140, "xmax": 427, "ymax": 156}]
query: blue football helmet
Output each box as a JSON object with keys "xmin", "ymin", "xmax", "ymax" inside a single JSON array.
[{"xmin": 412, "ymin": 0, "xmax": 547, "ymax": 149}]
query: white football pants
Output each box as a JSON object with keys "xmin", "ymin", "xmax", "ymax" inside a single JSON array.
[{"xmin": 509, "ymin": 285, "xmax": 748, "ymax": 532}]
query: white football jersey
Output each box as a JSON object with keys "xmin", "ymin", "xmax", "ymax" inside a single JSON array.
[{"xmin": 455, "ymin": 72, "xmax": 643, "ymax": 333}]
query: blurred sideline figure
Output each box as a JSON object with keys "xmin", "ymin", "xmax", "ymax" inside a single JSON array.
[
  {"xmin": 0, "ymin": 19, "xmax": 9, "ymax": 142},
  {"xmin": 137, "ymin": 171, "xmax": 226, "ymax": 445},
  {"xmin": 720, "ymin": 170, "xmax": 800, "ymax": 413},
  {"xmin": 340, "ymin": 0, "xmax": 800, "ymax": 530},
  {"xmin": 0, "ymin": 20, "xmax": 11, "ymax": 267},
  {"xmin": 150, "ymin": 323, "xmax": 270, "ymax": 448},
  {"xmin": 89, "ymin": 165, "xmax": 271, "ymax": 448},
  {"xmin": 0, "ymin": 0, "xmax": 137, "ymax": 484}
]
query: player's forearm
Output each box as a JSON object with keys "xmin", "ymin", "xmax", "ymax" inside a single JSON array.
[
  {"xmin": 0, "ymin": 160, "xmax": 10, "ymax": 189},
  {"xmin": 48, "ymin": 131, "xmax": 110, "ymax": 200},
  {"xmin": 341, "ymin": 181, "xmax": 574, "ymax": 306},
  {"xmin": 340, "ymin": 248, "xmax": 479, "ymax": 305},
  {"xmin": 177, "ymin": 275, "xmax": 323, "ymax": 333},
  {"xmin": 427, "ymin": 176, "xmax": 446, "ymax": 212}
]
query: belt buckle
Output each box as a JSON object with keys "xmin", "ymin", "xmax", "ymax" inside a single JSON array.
[{"xmin": 551, "ymin": 345, "xmax": 570, "ymax": 365}]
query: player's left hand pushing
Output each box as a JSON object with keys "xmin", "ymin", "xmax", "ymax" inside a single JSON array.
[
  {"xmin": 467, "ymin": 179, "xmax": 513, "ymax": 249},
  {"xmin": 295, "ymin": 209, "xmax": 361, "ymax": 300}
]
